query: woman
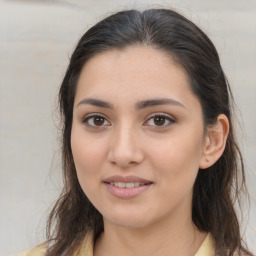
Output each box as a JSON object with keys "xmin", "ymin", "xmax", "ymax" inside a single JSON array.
[{"xmin": 15, "ymin": 8, "xmax": 253, "ymax": 256}]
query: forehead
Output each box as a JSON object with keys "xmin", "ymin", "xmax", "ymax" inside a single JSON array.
[
  {"xmin": 75, "ymin": 46, "xmax": 199, "ymax": 110},
  {"xmin": 79, "ymin": 46, "xmax": 184, "ymax": 79}
]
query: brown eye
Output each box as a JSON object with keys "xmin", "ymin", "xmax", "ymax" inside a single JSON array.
[
  {"xmin": 145, "ymin": 114, "xmax": 175, "ymax": 128},
  {"xmin": 93, "ymin": 116, "xmax": 105, "ymax": 126},
  {"xmin": 83, "ymin": 114, "xmax": 110, "ymax": 128},
  {"xmin": 153, "ymin": 116, "xmax": 166, "ymax": 126}
]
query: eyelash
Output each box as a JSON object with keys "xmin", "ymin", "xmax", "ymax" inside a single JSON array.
[
  {"xmin": 82, "ymin": 112, "xmax": 176, "ymax": 129},
  {"xmin": 82, "ymin": 113, "xmax": 110, "ymax": 129}
]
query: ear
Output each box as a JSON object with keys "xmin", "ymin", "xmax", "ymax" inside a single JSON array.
[{"xmin": 199, "ymin": 114, "xmax": 229, "ymax": 169}]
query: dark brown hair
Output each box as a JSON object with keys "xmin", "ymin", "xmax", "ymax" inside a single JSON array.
[{"xmin": 46, "ymin": 8, "xmax": 253, "ymax": 256}]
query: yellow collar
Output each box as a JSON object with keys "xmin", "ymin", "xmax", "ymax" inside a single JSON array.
[
  {"xmin": 15, "ymin": 232, "xmax": 214, "ymax": 256},
  {"xmin": 195, "ymin": 233, "xmax": 215, "ymax": 256},
  {"xmin": 76, "ymin": 232, "xmax": 215, "ymax": 256}
]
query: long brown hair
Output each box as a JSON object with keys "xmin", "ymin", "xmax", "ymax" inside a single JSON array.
[{"xmin": 46, "ymin": 8, "xmax": 253, "ymax": 256}]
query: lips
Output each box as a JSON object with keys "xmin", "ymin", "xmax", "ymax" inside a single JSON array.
[
  {"xmin": 103, "ymin": 175, "xmax": 153, "ymax": 199},
  {"xmin": 103, "ymin": 175, "xmax": 152, "ymax": 184},
  {"xmin": 108, "ymin": 181, "xmax": 146, "ymax": 188}
]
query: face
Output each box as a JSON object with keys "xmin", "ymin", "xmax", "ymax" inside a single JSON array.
[{"xmin": 71, "ymin": 46, "xmax": 206, "ymax": 229}]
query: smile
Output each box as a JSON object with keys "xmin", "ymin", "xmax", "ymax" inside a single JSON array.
[
  {"xmin": 108, "ymin": 182, "xmax": 147, "ymax": 188},
  {"xmin": 103, "ymin": 176, "xmax": 153, "ymax": 199}
]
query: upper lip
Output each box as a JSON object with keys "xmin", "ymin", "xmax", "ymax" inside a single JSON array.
[{"xmin": 103, "ymin": 175, "xmax": 152, "ymax": 184}]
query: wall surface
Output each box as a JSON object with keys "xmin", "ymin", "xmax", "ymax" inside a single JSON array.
[{"xmin": 0, "ymin": 0, "xmax": 255, "ymax": 255}]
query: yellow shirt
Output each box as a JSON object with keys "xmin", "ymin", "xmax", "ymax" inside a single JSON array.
[{"xmin": 14, "ymin": 233, "xmax": 215, "ymax": 256}]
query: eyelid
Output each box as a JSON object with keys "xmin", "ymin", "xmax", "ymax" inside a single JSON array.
[
  {"xmin": 146, "ymin": 112, "xmax": 175, "ymax": 120},
  {"xmin": 82, "ymin": 112, "xmax": 106, "ymax": 121},
  {"xmin": 81, "ymin": 112, "xmax": 175, "ymax": 129},
  {"xmin": 144, "ymin": 112, "xmax": 176, "ymax": 127},
  {"xmin": 82, "ymin": 112, "xmax": 110, "ymax": 128}
]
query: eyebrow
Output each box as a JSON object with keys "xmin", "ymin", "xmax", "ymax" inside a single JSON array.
[
  {"xmin": 77, "ymin": 98, "xmax": 185, "ymax": 110},
  {"xmin": 77, "ymin": 98, "xmax": 114, "ymax": 109},
  {"xmin": 136, "ymin": 98, "xmax": 185, "ymax": 109}
]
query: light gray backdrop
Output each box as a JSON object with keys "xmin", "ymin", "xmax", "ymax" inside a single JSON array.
[{"xmin": 0, "ymin": 0, "xmax": 255, "ymax": 255}]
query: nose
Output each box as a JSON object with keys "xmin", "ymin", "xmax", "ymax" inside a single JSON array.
[{"xmin": 107, "ymin": 124, "xmax": 144, "ymax": 169}]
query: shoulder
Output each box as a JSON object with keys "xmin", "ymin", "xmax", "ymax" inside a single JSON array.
[
  {"xmin": 13, "ymin": 232, "xmax": 94, "ymax": 256},
  {"xmin": 13, "ymin": 243, "xmax": 47, "ymax": 256},
  {"xmin": 14, "ymin": 232, "xmax": 94, "ymax": 256}
]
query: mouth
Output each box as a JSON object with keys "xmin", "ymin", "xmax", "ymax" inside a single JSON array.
[
  {"xmin": 103, "ymin": 175, "xmax": 153, "ymax": 199},
  {"xmin": 105, "ymin": 181, "xmax": 151, "ymax": 188}
]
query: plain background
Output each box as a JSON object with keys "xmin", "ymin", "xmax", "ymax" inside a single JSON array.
[{"xmin": 0, "ymin": 0, "xmax": 255, "ymax": 255}]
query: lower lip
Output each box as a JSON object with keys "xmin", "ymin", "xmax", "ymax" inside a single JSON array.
[{"xmin": 104, "ymin": 183, "xmax": 152, "ymax": 199}]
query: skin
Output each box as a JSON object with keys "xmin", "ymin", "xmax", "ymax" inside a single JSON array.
[{"xmin": 71, "ymin": 46, "xmax": 229, "ymax": 256}]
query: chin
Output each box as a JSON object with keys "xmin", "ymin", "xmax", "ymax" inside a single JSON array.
[
  {"xmin": 104, "ymin": 210, "xmax": 154, "ymax": 229},
  {"xmin": 111, "ymin": 219, "xmax": 150, "ymax": 229}
]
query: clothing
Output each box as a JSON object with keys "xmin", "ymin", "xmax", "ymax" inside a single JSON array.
[{"xmin": 14, "ymin": 232, "xmax": 214, "ymax": 256}]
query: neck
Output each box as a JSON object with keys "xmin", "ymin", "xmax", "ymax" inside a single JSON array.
[{"xmin": 94, "ymin": 210, "xmax": 207, "ymax": 256}]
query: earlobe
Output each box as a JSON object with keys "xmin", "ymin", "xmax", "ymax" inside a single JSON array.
[{"xmin": 199, "ymin": 114, "xmax": 229, "ymax": 169}]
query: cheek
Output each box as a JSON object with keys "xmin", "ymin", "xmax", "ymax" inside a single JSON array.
[
  {"xmin": 70, "ymin": 126, "xmax": 108, "ymax": 190},
  {"xmin": 149, "ymin": 132, "xmax": 203, "ymax": 167},
  {"xmin": 146, "ymin": 129, "xmax": 204, "ymax": 190}
]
